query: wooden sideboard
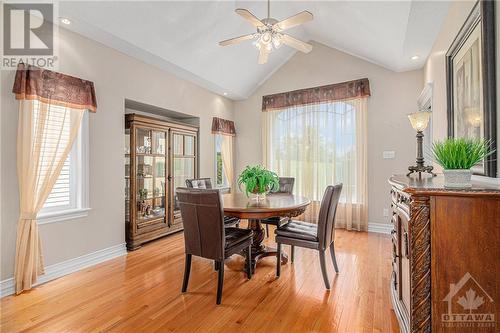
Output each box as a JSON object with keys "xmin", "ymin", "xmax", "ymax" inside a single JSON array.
[{"xmin": 389, "ymin": 174, "xmax": 499, "ymax": 333}]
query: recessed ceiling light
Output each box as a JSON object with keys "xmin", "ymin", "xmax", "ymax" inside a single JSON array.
[
  {"xmin": 411, "ymin": 55, "xmax": 419, "ymax": 60},
  {"xmin": 223, "ymin": 92, "xmax": 228, "ymax": 96},
  {"xmin": 60, "ymin": 18, "xmax": 71, "ymax": 25}
]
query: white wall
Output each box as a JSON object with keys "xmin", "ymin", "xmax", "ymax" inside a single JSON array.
[
  {"xmin": 0, "ymin": 27, "xmax": 233, "ymax": 280},
  {"xmin": 234, "ymin": 42, "xmax": 423, "ymax": 227},
  {"xmin": 424, "ymin": 0, "xmax": 500, "ymax": 177}
]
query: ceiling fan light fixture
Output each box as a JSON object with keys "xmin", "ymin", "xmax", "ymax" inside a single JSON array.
[
  {"xmin": 272, "ymin": 34, "xmax": 282, "ymax": 49},
  {"xmin": 261, "ymin": 31, "xmax": 272, "ymax": 44},
  {"xmin": 219, "ymin": 0, "xmax": 313, "ymax": 64}
]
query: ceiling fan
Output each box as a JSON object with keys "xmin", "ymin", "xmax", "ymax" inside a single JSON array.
[{"xmin": 219, "ymin": 0, "xmax": 313, "ymax": 64}]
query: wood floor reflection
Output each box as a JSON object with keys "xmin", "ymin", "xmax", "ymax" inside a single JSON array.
[{"xmin": 1, "ymin": 225, "xmax": 400, "ymax": 333}]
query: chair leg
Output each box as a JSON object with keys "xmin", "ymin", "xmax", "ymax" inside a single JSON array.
[
  {"xmin": 216, "ymin": 261, "xmax": 224, "ymax": 305},
  {"xmin": 181, "ymin": 254, "xmax": 192, "ymax": 292},
  {"xmin": 319, "ymin": 250, "xmax": 330, "ymax": 289},
  {"xmin": 246, "ymin": 245, "xmax": 252, "ymax": 279},
  {"xmin": 291, "ymin": 245, "xmax": 295, "ymax": 263},
  {"xmin": 266, "ymin": 224, "xmax": 270, "ymax": 238},
  {"xmin": 329, "ymin": 243, "xmax": 339, "ymax": 273},
  {"xmin": 276, "ymin": 242, "xmax": 282, "ymax": 277}
]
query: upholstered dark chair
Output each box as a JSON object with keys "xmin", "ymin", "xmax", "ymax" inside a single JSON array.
[
  {"xmin": 262, "ymin": 177, "xmax": 295, "ymax": 237},
  {"xmin": 185, "ymin": 178, "xmax": 240, "ymax": 228},
  {"xmin": 275, "ymin": 184, "xmax": 342, "ymax": 289},
  {"xmin": 177, "ymin": 188, "xmax": 253, "ymax": 304}
]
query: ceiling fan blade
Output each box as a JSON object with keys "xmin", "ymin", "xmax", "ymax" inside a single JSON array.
[
  {"xmin": 258, "ymin": 47, "xmax": 269, "ymax": 64},
  {"xmin": 235, "ymin": 8, "xmax": 265, "ymax": 28},
  {"xmin": 281, "ymin": 34, "xmax": 313, "ymax": 53},
  {"xmin": 274, "ymin": 11, "xmax": 313, "ymax": 31},
  {"xmin": 219, "ymin": 34, "xmax": 255, "ymax": 46}
]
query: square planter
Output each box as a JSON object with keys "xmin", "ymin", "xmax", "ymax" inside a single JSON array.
[{"xmin": 443, "ymin": 169, "xmax": 472, "ymax": 188}]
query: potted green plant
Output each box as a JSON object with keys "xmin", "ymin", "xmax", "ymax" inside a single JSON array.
[
  {"xmin": 431, "ymin": 138, "xmax": 494, "ymax": 188},
  {"xmin": 238, "ymin": 165, "xmax": 279, "ymax": 200}
]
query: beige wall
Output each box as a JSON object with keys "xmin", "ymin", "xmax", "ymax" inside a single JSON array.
[
  {"xmin": 0, "ymin": 28, "xmax": 234, "ymax": 280},
  {"xmin": 424, "ymin": 0, "xmax": 476, "ymax": 143},
  {"xmin": 234, "ymin": 42, "xmax": 423, "ymax": 226},
  {"xmin": 424, "ymin": 0, "xmax": 500, "ymax": 177}
]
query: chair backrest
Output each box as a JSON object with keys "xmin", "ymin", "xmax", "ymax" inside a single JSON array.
[
  {"xmin": 271, "ymin": 177, "xmax": 295, "ymax": 194},
  {"xmin": 317, "ymin": 184, "xmax": 343, "ymax": 250},
  {"xmin": 176, "ymin": 188, "xmax": 225, "ymax": 260},
  {"xmin": 186, "ymin": 178, "xmax": 213, "ymax": 189}
]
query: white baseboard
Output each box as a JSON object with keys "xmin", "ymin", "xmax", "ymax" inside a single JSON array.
[
  {"xmin": 1, "ymin": 243, "xmax": 127, "ymax": 298},
  {"xmin": 0, "ymin": 278, "xmax": 14, "ymax": 298},
  {"xmin": 368, "ymin": 222, "xmax": 392, "ymax": 234}
]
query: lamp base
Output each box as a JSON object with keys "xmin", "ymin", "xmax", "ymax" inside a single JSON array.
[{"xmin": 407, "ymin": 165, "xmax": 436, "ymax": 177}]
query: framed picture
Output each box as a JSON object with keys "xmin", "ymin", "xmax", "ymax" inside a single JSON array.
[{"xmin": 446, "ymin": 0, "xmax": 497, "ymax": 177}]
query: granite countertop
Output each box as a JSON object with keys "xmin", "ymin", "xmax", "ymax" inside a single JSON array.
[{"xmin": 389, "ymin": 174, "xmax": 500, "ymax": 197}]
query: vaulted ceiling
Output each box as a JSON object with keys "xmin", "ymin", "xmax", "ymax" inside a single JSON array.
[{"xmin": 60, "ymin": 1, "xmax": 450, "ymax": 100}]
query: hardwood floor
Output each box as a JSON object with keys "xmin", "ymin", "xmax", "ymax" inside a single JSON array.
[{"xmin": 1, "ymin": 226, "xmax": 400, "ymax": 333}]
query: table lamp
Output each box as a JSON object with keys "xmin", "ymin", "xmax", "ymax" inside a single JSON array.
[{"xmin": 407, "ymin": 111, "xmax": 436, "ymax": 177}]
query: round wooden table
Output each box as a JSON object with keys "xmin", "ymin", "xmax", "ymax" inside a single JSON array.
[{"xmin": 222, "ymin": 193, "xmax": 310, "ymax": 269}]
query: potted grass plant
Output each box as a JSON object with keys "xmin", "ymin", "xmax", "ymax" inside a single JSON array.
[
  {"xmin": 238, "ymin": 165, "xmax": 279, "ymax": 200},
  {"xmin": 431, "ymin": 138, "xmax": 494, "ymax": 188}
]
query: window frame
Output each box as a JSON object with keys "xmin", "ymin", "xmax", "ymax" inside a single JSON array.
[{"xmin": 37, "ymin": 112, "xmax": 90, "ymax": 224}]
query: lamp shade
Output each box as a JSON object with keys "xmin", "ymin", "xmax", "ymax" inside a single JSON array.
[{"xmin": 408, "ymin": 111, "xmax": 431, "ymax": 132}]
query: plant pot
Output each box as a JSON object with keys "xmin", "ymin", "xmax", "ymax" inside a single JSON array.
[
  {"xmin": 443, "ymin": 169, "xmax": 472, "ymax": 188},
  {"xmin": 250, "ymin": 187, "xmax": 269, "ymax": 201}
]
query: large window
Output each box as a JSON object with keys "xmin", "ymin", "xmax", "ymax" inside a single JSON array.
[
  {"xmin": 263, "ymin": 97, "xmax": 368, "ymax": 232},
  {"xmin": 37, "ymin": 104, "xmax": 89, "ymax": 224}
]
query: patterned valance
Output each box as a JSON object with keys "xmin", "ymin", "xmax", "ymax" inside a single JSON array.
[
  {"xmin": 262, "ymin": 78, "xmax": 370, "ymax": 111},
  {"xmin": 211, "ymin": 117, "xmax": 236, "ymax": 136},
  {"xmin": 12, "ymin": 63, "xmax": 97, "ymax": 112}
]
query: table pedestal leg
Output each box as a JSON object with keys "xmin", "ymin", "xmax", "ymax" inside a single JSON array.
[{"xmin": 247, "ymin": 219, "xmax": 288, "ymax": 270}]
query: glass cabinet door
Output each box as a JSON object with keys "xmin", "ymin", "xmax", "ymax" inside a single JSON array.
[{"xmin": 135, "ymin": 128, "xmax": 168, "ymax": 223}]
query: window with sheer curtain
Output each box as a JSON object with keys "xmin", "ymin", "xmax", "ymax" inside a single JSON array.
[
  {"xmin": 36, "ymin": 102, "xmax": 89, "ymax": 222},
  {"xmin": 215, "ymin": 134, "xmax": 228, "ymax": 187},
  {"xmin": 212, "ymin": 117, "xmax": 236, "ymax": 189},
  {"xmin": 262, "ymin": 98, "xmax": 368, "ymax": 231}
]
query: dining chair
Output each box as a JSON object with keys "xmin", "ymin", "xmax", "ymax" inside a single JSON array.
[
  {"xmin": 261, "ymin": 177, "xmax": 295, "ymax": 237},
  {"xmin": 275, "ymin": 184, "xmax": 342, "ymax": 289},
  {"xmin": 176, "ymin": 188, "xmax": 253, "ymax": 304},
  {"xmin": 185, "ymin": 178, "xmax": 240, "ymax": 228}
]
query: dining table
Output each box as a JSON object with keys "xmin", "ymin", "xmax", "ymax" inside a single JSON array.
[{"xmin": 222, "ymin": 192, "xmax": 311, "ymax": 270}]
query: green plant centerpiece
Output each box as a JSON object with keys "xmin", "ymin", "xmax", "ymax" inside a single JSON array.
[
  {"xmin": 431, "ymin": 138, "xmax": 494, "ymax": 188},
  {"xmin": 238, "ymin": 165, "xmax": 279, "ymax": 200}
]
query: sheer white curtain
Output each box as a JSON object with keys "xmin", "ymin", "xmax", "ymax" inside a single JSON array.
[
  {"xmin": 15, "ymin": 100, "xmax": 84, "ymax": 293},
  {"xmin": 12, "ymin": 63, "xmax": 96, "ymax": 294},
  {"xmin": 262, "ymin": 98, "xmax": 368, "ymax": 231},
  {"xmin": 220, "ymin": 135, "xmax": 234, "ymax": 188}
]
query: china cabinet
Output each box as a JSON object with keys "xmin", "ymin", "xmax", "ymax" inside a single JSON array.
[{"xmin": 125, "ymin": 114, "xmax": 198, "ymax": 250}]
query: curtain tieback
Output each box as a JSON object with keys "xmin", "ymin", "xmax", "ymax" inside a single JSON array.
[{"xmin": 20, "ymin": 212, "xmax": 37, "ymax": 220}]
